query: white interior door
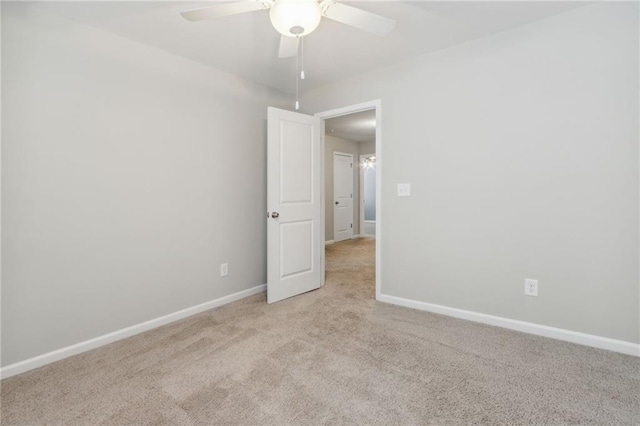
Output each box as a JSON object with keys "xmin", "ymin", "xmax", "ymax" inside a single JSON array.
[
  {"xmin": 267, "ymin": 107, "xmax": 322, "ymax": 304},
  {"xmin": 333, "ymin": 152, "xmax": 353, "ymax": 242}
]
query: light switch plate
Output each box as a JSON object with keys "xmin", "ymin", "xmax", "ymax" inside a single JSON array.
[{"xmin": 397, "ymin": 183, "xmax": 411, "ymax": 197}]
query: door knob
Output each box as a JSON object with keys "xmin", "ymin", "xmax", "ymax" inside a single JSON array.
[
  {"xmin": 271, "ymin": 212, "xmax": 280, "ymax": 218},
  {"xmin": 335, "ymin": 201, "xmax": 339, "ymax": 205}
]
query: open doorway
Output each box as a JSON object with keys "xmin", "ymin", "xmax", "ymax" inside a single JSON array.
[{"xmin": 316, "ymin": 101, "xmax": 381, "ymax": 300}]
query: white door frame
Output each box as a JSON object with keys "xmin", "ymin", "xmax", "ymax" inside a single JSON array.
[{"xmin": 315, "ymin": 100, "xmax": 382, "ymax": 300}]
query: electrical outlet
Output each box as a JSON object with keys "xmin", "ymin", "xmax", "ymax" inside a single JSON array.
[
  {"xmin": 220, "ymin": 263, "xmax": 228, "ymax": 277},
  {"xmin": 524, "ymin": 278, "xmax": 538, "ymax": 296}
]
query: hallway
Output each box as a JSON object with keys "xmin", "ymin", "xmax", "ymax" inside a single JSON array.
[{"xmin": 325, "ymin": 237, "xmax": 376, "ymax": 300}]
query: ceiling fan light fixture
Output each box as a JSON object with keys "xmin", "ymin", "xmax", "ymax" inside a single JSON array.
[{"xmin": 269, "ymin": 0, "xmax": 322, "ymax": 37}]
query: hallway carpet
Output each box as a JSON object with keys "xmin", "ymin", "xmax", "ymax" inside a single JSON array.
[{"xmin": 2, "ymin": 238, "xmax": 639, "ymax": 425}]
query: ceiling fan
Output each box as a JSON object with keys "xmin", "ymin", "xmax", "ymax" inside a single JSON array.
[{"xmin": 181, "ymin": 0, "xmax": 397, "ymax": 58}]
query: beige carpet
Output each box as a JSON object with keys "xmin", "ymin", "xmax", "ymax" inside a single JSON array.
[{"xmin": 2, "ymin": 237, "xmax": 639, "ymax": 425}]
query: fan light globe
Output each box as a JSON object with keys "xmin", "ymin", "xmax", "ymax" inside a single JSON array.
[{"xmin": 269, "ymin": 0, "xmax": 322, "ymax": 37}]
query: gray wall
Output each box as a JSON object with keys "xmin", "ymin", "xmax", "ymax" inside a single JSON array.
[
  {"xmin": 1, "ymin": 3, "xmax": 289, "ymax": 366},
  {"xmin": 324, "ymin": 135, "xmax": 360, "ymax": 241},
  {"xmin": 304, "ymin": 2, "xmax": 640, "ymax": 343},
  {"xmin": 359, "ymin": 140, "xmax": 375, "ymax": 157}
]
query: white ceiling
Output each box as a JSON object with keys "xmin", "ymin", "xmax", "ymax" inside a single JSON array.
[
  {"xmin": 37, "ymin": 1, "xmax": 587, "ymax": 94},
  {"xmin": 326, "ymin": 109, "xmax": 376, "ymax": 142}
]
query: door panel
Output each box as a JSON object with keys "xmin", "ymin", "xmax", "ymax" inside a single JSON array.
[
  {"xmin": 280, "ymin": 220, "xmax": 313, "ymax": 278},
  {"xmin": 267, "ymin": 107, "xmax": 322, "ymax": 304},
  {"xmin": 281, "ymin": 121, "xmax": 313, "ymax": 203},
  {"xmin": 333, "ymin": 153, "xmax": 353, "ymax": 242}
]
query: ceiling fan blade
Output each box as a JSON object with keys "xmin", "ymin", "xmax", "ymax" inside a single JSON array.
[
  {"xmin": 322, "ymin": 2, "xmax": 396, "ymax": 36},
  {"xmin": 181, "ymin": 1, "xmax": 266, "ymax": 22},
  {"xmin": 278, "ymin": 35, "xmax": 299, "ymax": 58}
]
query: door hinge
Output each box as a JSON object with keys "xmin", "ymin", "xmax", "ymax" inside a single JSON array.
[
  {"xmin": 351, "ymin": 163, "xmax": 353, "ymax": 168},
  {"xmin": 350, "ymin": 224, "xmax": 353, "ymax": 228},
  {"xmin": 350, "ymin": 194, "xmax": 352, "ymax": 198}
]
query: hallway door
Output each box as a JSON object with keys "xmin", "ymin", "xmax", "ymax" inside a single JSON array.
[{"xmin": 333, "ymin": 152, "xmax": 353, "ymax": 242}]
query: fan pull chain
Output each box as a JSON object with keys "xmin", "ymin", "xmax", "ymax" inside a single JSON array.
[
  {"xmin": 300, "ymin": 37, "xmax": 305, "ymax": 80},
  {"xmin": 294, "ymin": 36, "xmax": 306, "ymax": 111},
  {"xmin": 295, "ymin": 36, "xmax": 300, "ymax": 110}
]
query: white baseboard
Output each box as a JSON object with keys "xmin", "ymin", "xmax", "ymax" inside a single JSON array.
[
  {"xmin": 326, "ymin": 235, "xmax": 364, "ymax": 245},
  {"xmin": 378, "ymin": 293, "xmax": 640, "ymax": 357},
  {"xmin": 0, "ymin": 284, "xmax": 267, "ymax": 380}
]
